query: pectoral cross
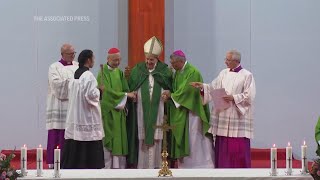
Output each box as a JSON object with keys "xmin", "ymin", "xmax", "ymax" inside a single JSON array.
[
  {"xmin": 154, "ymin": 115, "xmax": 174, "ymax": 177},
  {"xmin": 148, "ymin": 72, "xmax": 155, "ymax": 94},
  {"xmin": 149, "ymin": 79, "xmax": 153, "ymax": 92},
  {"xmin": 37, "ymin": 158, "xmax": 42, "ymax": 169},
  {"xmin": 21, "ymin": 157, "xmax": 26, "ymax": 169}
]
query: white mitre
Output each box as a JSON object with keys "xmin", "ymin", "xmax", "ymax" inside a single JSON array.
[{"xmin": 144, "ymin": 36, "xmax": 163, "ymax": 56}]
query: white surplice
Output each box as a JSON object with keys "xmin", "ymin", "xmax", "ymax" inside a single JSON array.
[
  {"xmin": 64, "ymin": 71, "xmax": 104, "ymax": 141},
  {"xmin": 203, "ymin": 68, "xmax": 256, "ymax": 139},
  {"xmin": 136, "ymin": 69, "xmax": 164, "ymax": 169},
  {"xmin": 46, "ymin": 61, "xmax": 78, "ymax": 130}
]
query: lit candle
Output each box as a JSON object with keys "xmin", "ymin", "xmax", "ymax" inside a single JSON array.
[
  {"xmin": 270, "ymin": 144, "xmax": 277, "ymax": 175},
  {"xmin": 20, "ymin": 144, "xmax": 27, "ymax": 176},
  {"xmin": 286, "ymin": 142, "xmax": 292, "ymax": 174},
  {"xmin": 301, "ymin": 141, "xmax": 307, "ymax": 173},
  {"xmin": 36, "ymin": 144, "xmax": 43, "ymax": 176},
  {"xmin": 54, "ymin": 146, "xmax": 61, "ymax": 177}
]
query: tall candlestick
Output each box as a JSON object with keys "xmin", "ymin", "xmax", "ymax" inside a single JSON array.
[
  {"xmin": 270, "ymin": 144, "xmax": 277, "ymax": 176},
  {"xmin": 20, "ymin": 144, "xmax": 27, "ymax": 176},
  {"xmin": 286, "ymin": 142, "xmax": 292, "ymax": 175},
  {"xmin": 54, "ymin": 146, "xmax": 61, "ymax": 178},
  {"xmin": 301, "ymin": 141, "xmax": 307, "ymax": 174},
  {"xmin": 36, "ymin": 144, "xmax": 43, "ymax": 176}
]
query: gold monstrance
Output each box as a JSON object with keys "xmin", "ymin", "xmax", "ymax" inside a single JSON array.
[{"xmin": 154, "ymin": 115, "xmax": 174, "ymax": 177}]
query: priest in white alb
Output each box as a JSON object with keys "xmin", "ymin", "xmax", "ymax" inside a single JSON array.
[
  {"xmin": 46, "ymin": 44, "xmax": 78, "ymax": 168},
  {"xmin": 191, "ymin": 49, "xmax": 256, "ymax": 168}
]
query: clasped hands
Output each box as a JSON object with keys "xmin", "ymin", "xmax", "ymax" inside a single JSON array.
[
  {"xmin": 161, "ymin": 90, "xmax": 171, "ymax": 102},
  {"xmin": 98, "ymin": 85, "xmax": 137, "ymax": 102},
  {"xmin": 127, "ymin": 91, "xmax": 137, "ymax": 102}
]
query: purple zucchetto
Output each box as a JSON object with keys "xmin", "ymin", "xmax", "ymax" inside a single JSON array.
[{"xmin": 172, "ymin": 50, "xmax": 185, "ymax": 58}]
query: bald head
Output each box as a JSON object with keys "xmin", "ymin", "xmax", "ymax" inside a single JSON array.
[{"xmin": 61, "ymin": 44, "xmax": 75, "ymax": 62}]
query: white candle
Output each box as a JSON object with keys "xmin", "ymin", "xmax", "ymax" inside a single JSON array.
[
  {"xmin": 286, "ymin": 142, "xmax": 292, "ymax": 174},
  {"xmin": 301, "ymin": 141, "xmax": 307, "ymax": 172},
  {"xmin": 54, "ymin": 146, "xmax": 61, "ymax": 177},
  {"xmin": 20, "ymin": 144, "xmax": 27, "ymax": 176},
  {"xmin": 36, "ymin": 144, "xmax": 43, "ymax": 176},
  {"xmin": 270, "ymin": 144, "xmax": 277, "ymax": 174}
]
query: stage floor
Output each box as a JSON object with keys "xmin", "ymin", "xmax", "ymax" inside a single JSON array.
[{"xmin": 19, "ymin": 169, "xmax": 312, "ymax": 180}]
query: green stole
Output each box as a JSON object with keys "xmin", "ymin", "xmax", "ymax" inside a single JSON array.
[
  {"xmin": 140, "ymin": 74, "xmax": 162, "ymax": 145},
  {"xmin": 127, "ymin": 61, "xmax": 172, "ymax": 164}
]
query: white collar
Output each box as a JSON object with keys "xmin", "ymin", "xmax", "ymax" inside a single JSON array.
[
  {"xmin": 148, "ymin": 62, "xmax": 157, "ymax": 73},
  {"xmin": 107, "ymin": 64, "xmax": 114, "ymax": 70},
  {"xmin": 180, "ymin": 61, "xmax": 187, "ymax": 72}
]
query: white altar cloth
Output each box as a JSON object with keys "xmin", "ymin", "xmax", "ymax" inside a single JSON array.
[{"xmin": 19, "ymin": 169, "xmax": 312, "ymax": 180}]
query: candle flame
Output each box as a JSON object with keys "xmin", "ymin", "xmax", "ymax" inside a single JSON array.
[
  {"xmin": 56, "ymin": 145, "xmax": 60, "ymax": 149},
  {"xmin": 303, "ymin": 140, "xmax": 306, "ymax": 146},
  {"xmin": 288, "ymin": 142, "xmax": 291, "ymax": 146},
  {"xmin": 23, "ymin": 144, "xmax": 26, "ymax": 148},
  {"xmin": 273, "ymin": 144, "xmax": 276, "ymax": 148},
  {"xmin": 39, "ymin": 144, "xmax": 42, "ymax": 148}
]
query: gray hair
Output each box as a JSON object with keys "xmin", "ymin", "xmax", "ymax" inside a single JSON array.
[
  {"xmin": 107, "ymin": 52, "xmax": 120, "ymax": 59},
  {"xmin": 61, "ymin": 43, "xmax": 73, "ymax": 53},
  {"xmin": 227, "ymin": 49, "xmax": 241, "ymax": 62},
  {"xmin": 170, "ymin": 54, "xmax": 186, "ymax": 62}
]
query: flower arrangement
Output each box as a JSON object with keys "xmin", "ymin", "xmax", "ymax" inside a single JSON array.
[{"xmin": 0, "ymin": 151, "xmax": 21, "ymax": 180}]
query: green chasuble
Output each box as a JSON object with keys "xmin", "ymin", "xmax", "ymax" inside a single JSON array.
[
  {"xmin": 169, "ymin": 62, "xmax": 211, "ymax": 159},
  {"xmin": 126, "ymin": 61, "xmax": 172, "ymax": 164},
  {"xmin": 97, "ymin": 64, "xmax": 129, "ymax": 156},
  {"xmin": 315, "ymin": 117, "xmax": 320, "ymax": 156}
]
